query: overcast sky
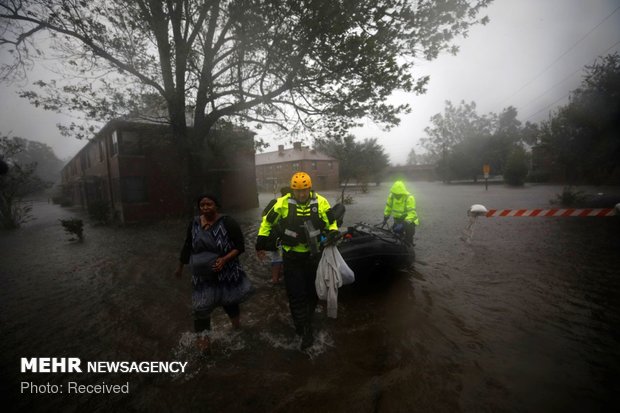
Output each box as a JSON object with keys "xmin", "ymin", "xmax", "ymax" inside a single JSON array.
[{"xmin": 1, "ymin": 0, "xmax": 620, "ymax": 164}]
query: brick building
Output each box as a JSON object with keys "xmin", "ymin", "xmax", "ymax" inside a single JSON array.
[
  {"xmin": 60, "ymin": 119, "xmax": 258, "ymax": 223},
  {"xmin": 255, "ymin": 142, "xmax": 339, "ymax": 191}
]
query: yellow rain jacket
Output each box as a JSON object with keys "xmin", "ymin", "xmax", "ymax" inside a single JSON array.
[{"xmin": 384, "ymin": 181, "xmax": 419, "ymax": 226}]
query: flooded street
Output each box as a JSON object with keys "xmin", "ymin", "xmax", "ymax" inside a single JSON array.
[{"xmin": 2, "ymin": 182, "xmax": 619, "ymax": 412}]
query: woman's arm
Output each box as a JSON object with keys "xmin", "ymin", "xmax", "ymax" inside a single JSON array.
[
  {"xmin": 175, "ymin": 220, "xmax": 193, "ymax": 278},
  {"xmin": 213, "ymin": 248, "xmax": 240, "ymax": 272},
  {"xmin": 223, "ymin": 215, "xmax": 245, "ymax": 254}
]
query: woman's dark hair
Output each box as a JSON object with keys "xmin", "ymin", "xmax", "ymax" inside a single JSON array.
[{"xmin": 195, "ymin": 193, "xmax": 221, "ymax": 209}]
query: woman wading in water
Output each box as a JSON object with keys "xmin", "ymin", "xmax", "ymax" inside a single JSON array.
[{"xmin": 174, "ymin": 193, "xmax": 253, "ymax": 353}]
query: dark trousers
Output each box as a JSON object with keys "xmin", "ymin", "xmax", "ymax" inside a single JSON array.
[
  {"xmin": 405, "ymin": 222, "xmax": 416, "ymax": 246},
  {"xmin": 193, "ymin": 304, "xmax": 240, "ymax": 332},
  {"xmin": 394, "ymin": 219, "xmax": 416, "ymax": 246},
  {"xmin": 283, "ymin": 251, "xmax": 319, "ymax": 335}
]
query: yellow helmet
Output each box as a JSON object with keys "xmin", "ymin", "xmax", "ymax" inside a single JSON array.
[{"xmin": 290, "ymin": 172, "xmax": 312, "ymax": 189}]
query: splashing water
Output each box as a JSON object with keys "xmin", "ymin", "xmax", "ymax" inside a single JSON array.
[{"xmin": 461, "ymin": 215, "xmax": 478, "ymax": 243}]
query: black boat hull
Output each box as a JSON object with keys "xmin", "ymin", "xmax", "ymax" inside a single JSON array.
[{"xmin": 337, "ymin": 223, "xmax": 414, "ymax": 278}]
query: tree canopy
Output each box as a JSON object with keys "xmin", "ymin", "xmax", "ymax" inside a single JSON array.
[
  {"xmin": 0, "ymin": 135, "xmax": 52, "ymax": 228},
  {"xmin": 419, "ymin": 100, "xmax": 536, "ymax": 182},
  {"xmin": 1, "ymin": 0, "xmax": 492, "ymax": 143},
  {"xmin": 538, "ymin": 53, "xmax": 620, "ymax": 184},
  {"xmin": 314, "ymin": 134, "xmax": 389, "ymax": 186}
]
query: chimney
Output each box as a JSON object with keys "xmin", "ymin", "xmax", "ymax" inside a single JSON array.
[
  {"xmin": 278, "ymin": 144, "xmax": 284, "ymax": 155},
  {"xmin": 293, "ymin": 141, "xmax": 302, "ymax": 150}
]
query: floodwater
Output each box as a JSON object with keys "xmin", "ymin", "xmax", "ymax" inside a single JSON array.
[{"xmin": 1, "ymin": 182, "xmax": 619, "ymax": 412}]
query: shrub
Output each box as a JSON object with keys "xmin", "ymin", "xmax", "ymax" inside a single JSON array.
[
  {"xmin": 0, "ymin": 200, "xmax": 34, "ymax": 229},
  {"xmin": 59, "ymin": 218, "xmax": 84, "ymax": 241},
  {"xmin": 551, "ymin": 186, "xmax": 586, "ymax": 207}
]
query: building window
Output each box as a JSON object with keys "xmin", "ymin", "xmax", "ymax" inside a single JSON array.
[
  {"xmin": 98, "ymin": 140, "xmax": 104, "ymax": 162},
  {"xmin": 120, "ymin": 130, "xmax": 143, "ymax": 155},
  {"xmin": 120, "ymin": 176, "xmax": 148, "ymax": 203},
  {"xmin": 328, "ymin": 161, "xmax": 333, "ymax": 169},
  {"xmin": 292, "ymin": 162, "xmax": 299, "ymax": 171},
  {"xmin": 111, "ymin": 131, "xmax": 119, "ymax": 156},
  {"xmin": 311, "ymin": 161, "xmax": 317, "ymax": 170}
]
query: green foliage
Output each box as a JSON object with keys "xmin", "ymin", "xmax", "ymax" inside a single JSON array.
[
  {"xmin": 503, "ymin": 146, "xmax": 529, "ymax": 186},
  {"xmin": 1, "ymin": 0, "xmax": 493, "ymax": 206},
  {"xmin": 314, "ymin": 135, "xmax": 389, "ymax": 185},
  {"xmin": 0, "ymin": 200, "xmax": 34, "ymax": 229},
  {"xmin": 538, "ymin": 53, "xmax": 620, "ymax": 184},
  {"xmin": 1, "ymin": 0, "xmax": 492, "ymax": 141},
  {"xmin": 59, "ymin": 218, "xmax": 84, "ymax": 241},
  {"xmin": 8, "ymin": 138, "xmax": 64, "ymax": 184},
  {"xmin": 421, "ymin": 101, "xmax": 538, "ymax": 182},
  {"xmin": 1, "ymin": 135, "xmax": 50, "ymax": 229},
  {"xmin": 526, "ymin": 170, "xmax": 550, "ymax": 183},
  {"xmin": 551, "ymin": 187, "xmax": 586, "ymax": 207},
  {"xmin": 406, "ymin": 148, "xmax": 438, "ymax": 166}
]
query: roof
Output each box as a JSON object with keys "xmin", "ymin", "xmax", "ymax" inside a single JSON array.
[{"xmin": 255, "ymin": 146, "xmax": 336, "ymax": 166}]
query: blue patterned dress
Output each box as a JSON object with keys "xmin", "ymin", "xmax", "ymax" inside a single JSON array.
[{"xmin": 182, "ymin": 215, "xmax": 253, "ymax": 320}]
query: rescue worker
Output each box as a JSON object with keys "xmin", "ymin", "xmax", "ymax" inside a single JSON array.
[
  {"xmin": 256, "ymin": 172, "xmax": 338, "ymax": 350},
  {"xmin": 383, "ymin": 180, "xmax": 419, "ymax": 245}
]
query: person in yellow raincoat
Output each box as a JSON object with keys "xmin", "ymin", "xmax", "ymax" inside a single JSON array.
[
  {"xmin": 383, "ymin": 180, "xmax": 419, "ymax": 245},
  {"xmin": 256, "ymin": 172, "xmax": 339, "ymax": 350}
]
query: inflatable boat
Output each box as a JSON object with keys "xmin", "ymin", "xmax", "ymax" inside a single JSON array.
[{"xmin": 336, "ymin": 222, "xmax": 414, "ymax": 277}]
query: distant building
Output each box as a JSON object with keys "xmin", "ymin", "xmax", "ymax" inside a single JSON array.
[
  {"xmin": 60, "ymin": 119, "xmax": 258, "ymax": 223},
  {"xmin": 255, "ymin": 142, "xmax": 339, "ymax": 191}
]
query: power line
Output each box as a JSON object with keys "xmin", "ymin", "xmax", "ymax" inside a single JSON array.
[
  {"xmin": 492, "ymin": 4, "xmax": 620, "ymax": 110},
  {"xmin": 520, "ymin": 38, "xmax": 620, "ymax": 121}
]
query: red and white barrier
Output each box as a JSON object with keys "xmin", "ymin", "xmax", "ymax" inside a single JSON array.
[
  {"xmin": 484, "ymin": 208, "xmax": 616, "ymax": 217},
  {"xmin": 467, "ymin": 203, "xmax": 620, "ymax": 218}
]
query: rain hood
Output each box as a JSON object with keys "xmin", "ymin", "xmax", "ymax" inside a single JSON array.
[{"xmin": 389, "ymin": 181, "xmax": 409, "ymax": 195}]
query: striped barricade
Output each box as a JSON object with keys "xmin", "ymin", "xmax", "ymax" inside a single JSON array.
[{"xmin": 485, "ymin": 208, "xmax": 616, "ymax": 217}]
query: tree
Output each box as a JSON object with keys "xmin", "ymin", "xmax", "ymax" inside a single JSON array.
[
  {"xmin": 406, "ymin": 148, "xmax": 437, "ymax": 165},
  {"xmin": 10, "ymin": 138, "xmax": 64, "ymax": 183},
  {"xmin": 448, "ymin": 134, "xmax": 489, "ymax": 182},
  {"xmin": 314, "ymin": 134, "xmax": 389, "ymax": 188},
  {"xmin": 356, "ymin": 137, "xmax": 390, "ymax": 185},
  {"xmin": 503, "ymin": 145, "xmax": 528, "ymax": 186},
  {"xmin": 539, "ymin": 53, "xmax": 620, "ymax": 184},
  {"xmin": 0, "ymin": 135, "xmax": 51, "ymax": 229},
  {"xmin": 420, "ymin": 100, "xmax": 493, "ymax": 182},
  {"xmin": 1, "ymin": 0, "xmax": 492, "ymax": 203},
  {"xmin": 406, "ymin": 148, "xmax": 418, "ymax": 165}
]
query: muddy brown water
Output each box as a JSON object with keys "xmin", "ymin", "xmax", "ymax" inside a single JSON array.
[{"xmin": 1, "ymin": 182, "xmax": 619, "ymax": 412}]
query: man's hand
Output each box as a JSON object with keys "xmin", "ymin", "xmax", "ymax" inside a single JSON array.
[
  {"xmin": 256, "ymin": 250, "xmax": 267, "ymax": 261},
  {"xmin": 324, "ymin": 230, "xmax": 340, "ymax": 246}
]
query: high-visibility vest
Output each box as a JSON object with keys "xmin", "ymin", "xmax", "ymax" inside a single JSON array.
[{"xmin": 258, "ymin": 192, "xmax": 337, "ymax": 253}]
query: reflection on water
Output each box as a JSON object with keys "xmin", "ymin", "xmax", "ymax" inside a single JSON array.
[{"xmin": 1, "ymin": 182, "xmax": 619, "ymax": 412}]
